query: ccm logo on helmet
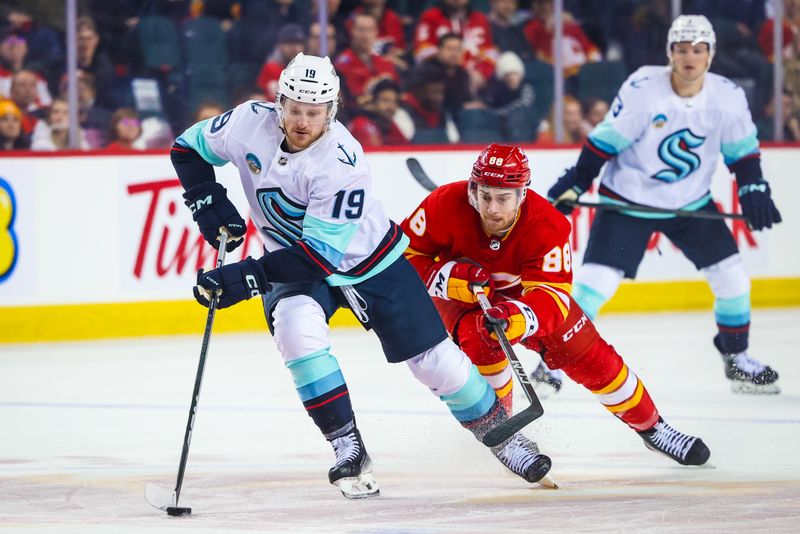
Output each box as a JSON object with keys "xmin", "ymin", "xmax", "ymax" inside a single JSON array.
[{"xmin": 482, "ymin": 171, "xmax": 504, "ymax": 178}]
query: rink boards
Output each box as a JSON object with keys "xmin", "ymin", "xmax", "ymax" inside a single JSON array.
[{"xmin": 0, "ymin": 146, "xmax": 798, "ymax": 342}]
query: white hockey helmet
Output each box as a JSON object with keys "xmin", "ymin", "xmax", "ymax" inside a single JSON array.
[
  {"xmin": 666, "ymin": 15, "xmax": 716, "ymax": 66},
  {"xmin": 276, "ymin": 53, "xmax": 340, "ymax": 127}
]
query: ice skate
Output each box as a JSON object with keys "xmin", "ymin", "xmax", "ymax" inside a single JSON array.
[
  {"xmin": 714, "ymin": 335, "xmax": 780, "ymax": 394},
  {"xmin": 529, "ymin": 360, "xmax": 565, "ymax": 397},
  {"xmin": 328, "ymin": 427, "xmax": 380, "ymax": 499},
  {"xmin": 492, "ymin": 433, "xmax": 553, "ymax": 484},
  {"xmin": 638, "ymin": 417, "xmax": 710, "ymax": 466}
]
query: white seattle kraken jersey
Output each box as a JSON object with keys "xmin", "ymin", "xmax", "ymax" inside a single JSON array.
[
  {"xmin": 177, "ymin": 100, "xmax": 407, "ymax": 285},
  {"xmin": 589, "ymin": 66, "xmax": 759, "ymax": 211}
]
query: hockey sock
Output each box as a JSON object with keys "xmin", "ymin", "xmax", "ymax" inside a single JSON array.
[
  {"xmin": 561, "ymin": 339, "xmax": 659, "ymax": 431},
  {"xmin": 285, "ymin": 349, "xmax": 353, "ymax": 435},
  {"xmin": 440, "ymin": 365, "xmax": 499, "ymax": 427},
  {"xmin": 714, "ymin": 293, "xmax": 750, "ymax": 354},
  {"xmin": 471, "ymin": 350, "xmax": 513, "ymax": 414}
]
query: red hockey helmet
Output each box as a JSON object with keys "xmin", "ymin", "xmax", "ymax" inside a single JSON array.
[{"xmin": 470, "ymin": 144, "xmax": 531, "ymax": 189}]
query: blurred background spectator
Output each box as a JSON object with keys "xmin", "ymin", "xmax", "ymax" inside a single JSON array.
[
  {"xmin": 348, "ymin": 79, "xmax": 408, "ymax": 146},
  {"xmin": 257, "ymin": 24, "xmax": 306, "ymax": 102},
  {"xmin": 524, "ymin": 0, "xmax": 601, "ymax": 78},
  {"xmin": 0, "ymin": 98, "xmax": 30, "ymax": 150},
  {"xmin": 31, "ymin": 96, "xmax": 88, "ymax": 150},
  {"xmin": 395, "ymin": 60, "xmax": 458, "ymax": 144},
  {"xmin": 581, "ymin": 95, "xmax": 609, "ymax": 129},
  {"xmin": 0, "ymin": 0, "xmax": 798, "ymax": 151},
  {"xmin": 537, "ymin": 94, "xmax": 586, "ymax": 143},
  {"xmin": 488, "ymin": 0, "xmax": 533, "ymax": 61},
  {"xmin": 105, "ymin": 107, "xmax": 145, "ymax": 151},
  {"xmin": 335, "ymin": 12, "xmax": 400, "ymax": 109}
]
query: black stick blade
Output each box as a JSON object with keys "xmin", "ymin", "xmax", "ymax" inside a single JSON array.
[
  {"xmin": 166, "ymin": 506, "xmax": 192, "ymax": 516},
  {"xmin": 481, "ymin": 403, "xmax": 545, "ymax": 448},
  {"xmin": 406, "ymin": 158, "xmax": 439, "ymax": 192}
]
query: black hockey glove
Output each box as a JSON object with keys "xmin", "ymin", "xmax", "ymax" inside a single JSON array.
[
  {"xmin": 193, "ymin": 257, "xmax": 270, "ymax": 309},
  {"xmin": 547, "ymin": 167, "xmax": 585, "ymax": 215},
  {"xmin": 738, "ymin": 179, "xmax": 782, "ymax": 231},
  {"xmin": 183, "ymin": 182, "xmax": 247, "ymax": 252}
]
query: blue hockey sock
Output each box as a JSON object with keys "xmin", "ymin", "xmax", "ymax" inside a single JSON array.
[{"xmin": 286, "ymin": 348, "xmax": 353, "ymax": 435}]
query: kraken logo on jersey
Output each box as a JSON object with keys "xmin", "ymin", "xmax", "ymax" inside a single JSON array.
[
  {"xmin": 257, "ymin": 187, "xmax": 306, "ymax": 247},
  {"xmin": 652, "ymin": 128, "xmax": 706, "ymax": 183}
]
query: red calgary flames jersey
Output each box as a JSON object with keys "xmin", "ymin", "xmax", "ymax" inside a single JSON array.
[{"xmin": 402, "ymin": 181, "xmax": 592, "ymax": 354}]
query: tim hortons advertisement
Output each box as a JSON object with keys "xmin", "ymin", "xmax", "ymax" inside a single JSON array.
[{"xmin": 0, "ymin": 147, "xmax": 797, "ymax": 307}]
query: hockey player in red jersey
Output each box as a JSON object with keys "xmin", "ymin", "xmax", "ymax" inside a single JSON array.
[{"xmin": 401, "ymin": 144, "xmax": 710, "ymax": 466}]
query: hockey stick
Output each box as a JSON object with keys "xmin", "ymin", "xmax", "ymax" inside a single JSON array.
[
  {"xmin": 406, "ymin": 157, "xmax": 440, "ymax": 192},
  {"xmin": 559, "ymin": 199, "xmax": 745, "ymax": 221},
  {"xmin": 406, "ymin": 156, "xmax": 744, "ymax": 220},
  {"xmin": 472, "ymin": 287, "xmax": 545, "ymax": 448},
  {"xmin": 145, "ymin": 230, "xmax": 230, "ymax": 517}
]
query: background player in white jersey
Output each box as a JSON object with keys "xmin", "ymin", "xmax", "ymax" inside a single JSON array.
[
  {"xmin": 548, "ymin": 15, "xmax": 782, "ymax": 394},
  {"xmin": 169, "ymin": 53, "xmax": 552, "ymax": 498}
]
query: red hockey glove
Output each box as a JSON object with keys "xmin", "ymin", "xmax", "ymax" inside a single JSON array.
[
  {"xmin": 426, "ymin": 260, "xmax": 493, "ymax": 305},
  {"xmin": 481, "ymin": 300, "xmax": 539, "ymax": 345}
]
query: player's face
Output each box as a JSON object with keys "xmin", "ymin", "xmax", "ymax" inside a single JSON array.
[
  {"xmin": 474, "ymin": 184, "xmax": 522, "ymax": 235},
  {"xmin": 671, "ymin": 42, "xmax": 710, "ymax": 82},
  {"xmin": 282, "ymin": 98, "xmax": 329, "ymax": 151}
]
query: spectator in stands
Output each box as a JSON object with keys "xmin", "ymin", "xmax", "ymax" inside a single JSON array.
[
  {"xmin": 58, "ymin": 71, "xmax": 112, "ymax": 149},
  {"xmin": 536, "ymin": 94, "xmax": 586, "ymax": 144},
  {"xmin": 307, "ymin": 21, "xmax": 338, "ymax": 58},
  {"xmin": 335, "ymin": 13, "xmax": 400, "ymax": 108},
  {"xmin": 349, "ymin": 79, "xmax": 408, "ymax": 146},
  {"xmin": 311, "ymin": 0, "xmax": 349, "ymax": 51},
  {"xmin": 0, "ymin": 99, "xmax": 29, "ymax": 150},
  {"xmin": 228, "ymin": 0, "xmax": 310, "ymax": 66},
  {"xmin": 346, "ymin": 0, "xmax": 409, "ymax": 71},
  {"xmin": 0, "ymin": 6, "xmax": 64, "ymax": 90},
  {"xmin": 758, "ymin": 0, "xmax": 800, "ymax": 62},
  {"xmin": 105, "ymin": 107, "xmax": 145, "ymax": 151},
  {"xmin": 756, "ymin": 89, "xmax": 800, "ymax": 141},
  {"xmin": 75, "ymin": 16, "xmax": 114, "ymax": 109},
  {"xmin": 8, "ymin": 70, "xmax": 49, "ymax": 134},
  {"xmin": 31, "ymin": 97, "xmax": 88, "ymax": 150},
  {"xmin": 394, "ymin": 61, "xmax": 458, "ymax": 143},
  {"xmin": 426, "ymin": 33, "xmax": 483, "ymax": 115},
  {"xmin": 257, "ymin": 24, "xmax": 306, "ymax": 102},
  {"xmin": 193, "ymin": 100, "xmax": 226, "ymax": 122},
  {"xmin": 582, "ymin": 95, "xmax": 609, "ymax": 128},
  {"xmin": 414, "ymin": 0, "xmax": 498, "ymax": 89},
  {"xmin": 488, "ymin": 0, "xmax": 532, "ymax": 61},
  {"xmin": 523, "ymin": 0, "xmax": 601, "ymax": 78},
  {"xmin": 0, "ymin": 32, "xmax": 52, "ymax": 111},
  {"xmin": 621, "ymin": 0, "xmax": 672, "ymax": 72},
  {"xmin": 480, "ymin": 50, "xmax": 537, "ymax": 141}
]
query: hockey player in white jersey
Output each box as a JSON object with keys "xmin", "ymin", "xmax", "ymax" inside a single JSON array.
[
  {"xmin": 169, "ymin": 53, "xmax": 552, "ymax": 498},
  {"xmin": 548, "ymin": 15, "xmax": 782, "ymax": 394}
]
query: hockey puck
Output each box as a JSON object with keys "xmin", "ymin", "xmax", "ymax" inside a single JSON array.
[{"xmin": 166, "ymin": 506, "xmax": 191, "ymax": 516}]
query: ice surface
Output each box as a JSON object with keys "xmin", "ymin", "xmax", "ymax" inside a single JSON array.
[{"xmin": 1, "ymin": 309, "xmax": 798, "ymax": 533}]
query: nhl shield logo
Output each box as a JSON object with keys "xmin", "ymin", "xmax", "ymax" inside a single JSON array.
[
  {"xmin": 246, "ymin": 153, "xmax": 262, "ymax": 174},
  {"xmin": 278, "ymin": 156, "xmax": 288, "ymax": 166}
]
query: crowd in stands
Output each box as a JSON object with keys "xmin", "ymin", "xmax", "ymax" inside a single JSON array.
[{"xmin": 1, "ymin": 0, "xmax": 799, "ymax": 152}]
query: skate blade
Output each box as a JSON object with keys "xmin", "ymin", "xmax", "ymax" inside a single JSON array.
[
  {"xmin": 731, "ymin": 381, "xmax": 780, "ymax": 395},
  {"xmin": 334, "ymin": 472, "xmax": 380, "ymax": 500},
  {"xmin": 538, "ymin": 474, "xmax": 559, "ymax": 489}
]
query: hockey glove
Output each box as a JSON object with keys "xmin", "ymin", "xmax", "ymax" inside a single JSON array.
[
  {"xmin": 547, "ymin": 167, "xmax": 585, "ymax": 215},
  {"xmin": 183, "ymin": 182, "xmax": 247, "ymax": 252},
  {"xmin": 738, "ymin": 179, "xmax": 782, "ymax": 231},
  {"xmin": 481, "ymin": 300, "xmax": 539, "ymax": 345},
  {"xmin": 426, "ymin": 260, "xmax": 493, "ymax": 305},
  {"xmin": 194, "ymin": 257, "xmax": 270, "ymax": 309}
]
